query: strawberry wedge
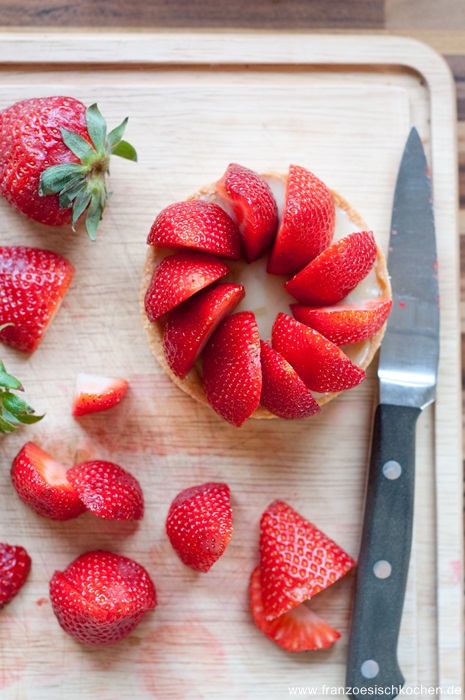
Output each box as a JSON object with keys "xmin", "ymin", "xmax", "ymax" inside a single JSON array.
[
  {"xmin": 72, "ymin": 373, "xmax": 128, "ymax": 416},
  {"xmin": 202, "ymin": 311, "xmax": 262, "ymax": 426},
  {"xmin": 259, "ymin": 500, "xmax": 355, "ymax": 620},
  {"xmin": 217, "ymin": 163, "xmax": 278, "ymax": 263},
  {"xmin": 291, "ymin": 298, "xmax": 393, "ymax": 346},
  {"xmin": 250, "ymin": 567, "xmax": 340, "ymax": 652},
  {"xmin": 259, "ymin": 341, "xmax": 320, "ymax": 420},
  {"xmin": 0, "ymin": 543, "xmax": 32, "ymax": 609},
  {"xmin": 0, "ymin": 246, "xmax": 74, "ymax": 353},
  {"xmin": 267, "ymin": 165, "xmax": 335, "ymax": 276},
  {"xmin": 148, "ymin": 199, "xmax": 241, "ymax": 260},
  {"xmin": 163, "ymin": 283, "xmax": 245, "ymax": 378},
  {"xmin": 272, "ymin": 313, "xmax": 365, "ymax": 393},
  {"xmin": 144, "ymin": 251, "xmax": 229, "ymax": 321},
  {"xmin": 67, "ymin": 460, "xmax": 144, "ymax": 521},
  {"xmin": 285, "ymin": 231, "xmax": 377, "ymax": 306},
  {"xmin": 11, "ymin": 442, "xmax": 86, "ymax": 520}
]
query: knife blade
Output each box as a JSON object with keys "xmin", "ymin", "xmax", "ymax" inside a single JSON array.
[{"xmin": 346, "ymin": 126, "xmax": 439, "ymax": 699}]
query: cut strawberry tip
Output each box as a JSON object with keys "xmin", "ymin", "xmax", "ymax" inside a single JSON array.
[
  {"xmin": 72, "ymin": 373, "xmax": 128, "ymax": 416},
  {"xmin": 250, "ymin": 567, "xmax": 341, "ymax": 652}
]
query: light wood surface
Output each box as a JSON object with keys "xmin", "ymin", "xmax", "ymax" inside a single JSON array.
[{"xmin": 0, "ymin": 33, "xmax": 461, "ymax": 698}]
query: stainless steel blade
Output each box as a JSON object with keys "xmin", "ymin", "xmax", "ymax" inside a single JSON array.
[{"xmin": 378, "ymin": 126, "xmax": 439, "ymax": 409}]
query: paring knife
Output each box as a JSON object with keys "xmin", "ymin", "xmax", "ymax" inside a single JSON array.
[{"xmin": 346, "ymin": 127, "xmax": 440, "ymax": 699}]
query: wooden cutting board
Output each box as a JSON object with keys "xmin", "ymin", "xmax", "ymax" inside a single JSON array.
[{"xmin": 0, "ymin": 33, "xmax": 462, "ymax": 698}]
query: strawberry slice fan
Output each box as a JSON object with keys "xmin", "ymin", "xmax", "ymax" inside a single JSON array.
[{"xmin": 141, "ymin": 162, "xmax": 392, "ymax": 426}]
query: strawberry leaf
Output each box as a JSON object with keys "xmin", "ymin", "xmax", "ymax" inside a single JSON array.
[
  {"xmin": 39, "ymin": 163, "xmax": 86, "ymax": 197},
  {"xmin": 111, "ymin": 140, "xmax": 137, "ymax": 162},
  {"xmin": 60, "ymin": 127, "xmax": 96, "ymax": 163},
  {"xmin": 0, "ymin": 360, "xmax": 44, "ymax": 434},
  {"xmin": 85, "ymin": 103, "xmax": 107, "ymax": 153}
]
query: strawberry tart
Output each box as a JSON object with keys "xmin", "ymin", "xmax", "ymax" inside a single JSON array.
[{"xmin": 140, "ymin": 163, "xmax": 391, "ymax": 426}]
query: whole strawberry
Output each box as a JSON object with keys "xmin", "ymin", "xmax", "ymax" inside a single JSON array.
[
  {"xmin": 0, "ymin": 96, "xmax": 136, "ymax": 240},
  {"xmin": 166, "ymin": 482, "xmax": 233, "ymax": 572}
]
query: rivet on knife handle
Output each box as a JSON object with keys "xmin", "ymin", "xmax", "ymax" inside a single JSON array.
[{"xmin": 346, "ymin": 403, "xmax": 421, "ymax": 699}]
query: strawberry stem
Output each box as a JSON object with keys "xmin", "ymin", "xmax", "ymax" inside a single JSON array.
[
  {"xmin": 38, "ymin": 103, "xmax": 137, "ymax": 241},
  {"xmin": 0, "ymin": 332, "xmax": 44, "ymax": 433}
]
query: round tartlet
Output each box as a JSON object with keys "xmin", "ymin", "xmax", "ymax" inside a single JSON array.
[{"xmin": 140, "ymin": 171, "xmax": 391, "ymax": 419}]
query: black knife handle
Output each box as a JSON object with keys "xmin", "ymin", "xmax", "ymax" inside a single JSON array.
[{"xmin": 346, "ymin": 403, "xmax": 421, "ymax": 700}]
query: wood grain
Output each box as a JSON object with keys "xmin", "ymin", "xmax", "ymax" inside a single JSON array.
[{"xmin": 0, "ymin": 0, "xmax": 384, "ymax": 29}]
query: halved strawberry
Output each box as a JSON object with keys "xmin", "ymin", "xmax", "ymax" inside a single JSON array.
[
  {"xmin": 250, "ymin": 567, "xmax": 340, "ymax": 651},
  {"xmin": 163, "ymin": 283, "xmax": 245, "ymax": 378},
  {"xmin": 72, "ymin": 373, "xmax": 128, "ymax": 416},
  {"xmin": 216, "ymin": 163, "xmax": 278, "ymax": 263},
  {"xmin": 67, "ymin": 460, "xmax": 144, "ymax": 520},
  {"xmin": 147, "ymin": 199, "xmax": 241, "ymax": 260},
  {"xmin": 285, "ymin": 231, "xmax": 377, "ymax": 306},
  {"xmin": 0, "ymin": 543, "xmax": 32, "ymax": 609},
  {"xmin": 202, "ymin": 311, "xmax": 262, "ymax": 426},
  {"xmin": 0, "ymin": 246, "xmax": 74, "ymax": 352},
  {"xmin": 260, "ymin": 500, "xmax": 355, "ymax": 620},
  {"xmin": 291, "ymin": 298, "xmax": 393, "ymax": 345},
  {"xmin": 166, "ymin": 482, "xmax": 233, "ymax": 573},
  {"xmin": 11, "ymin": 442, "xmax": 86, "ymax": 520},
  {"xmin": 259, "ymin": 340, "xmax": 320, "ymax": 420},
  {"xmin": 49, "ymin": 550, "xmax": 156, "ymax": 645},
  {"xmin": 267, "ymin": 165, "xmax": 335, "ymax": 276},
  {"xmin": 271, "ymin": 313, "xmax": 365, "ymax": 393},
  {"xmin": 144, "ymin": 251, "xmax": 229, "ymax": 321}
]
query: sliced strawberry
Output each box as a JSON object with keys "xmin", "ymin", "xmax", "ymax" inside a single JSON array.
[
  {"xmin": 144, "ymin": 251, "xmax": 229, "ymax": 321},
  {"xmin": 11, "ymin": 442, "xmax": 86, "ymax": 521},
  {"xmin": 0, "ymin": 246, "xmax": 74, "ymax": 352},
  {"xmin": 166, "ymin": 482, "xmax": 233, "ymax": 572},
  {"xmin": 72, "ymin": 373, "xmax": 128, "ymax": 416},
  {"xmin": 67, "ymin": 460, "xmax": 144, "ymax": 521},
  {"xmin": 260, "ymin": 500, "xmax": 355, "ymax": 620},
  {"xmin": 0, "ymin": 543, "xmax": 31, "ymax": 608},
  {"xmin": 250, "ymin": 567, "xmax": 340, "ymax": 651},
  {"xmin": 259, "ymin": 340, "xmax": 320, "ymax": 419},
  {"xmin": 285, "ymin": 231, "xmax": 377, "ymax": 306},
  {"xmin": 49, "ymin": 550, "xmax": 156, "ymax": 645},
  {"xmin": 147, "ymin": 199, "xmax": 241, "ymax": 260},
  {"xmin": 271, "ymin": 313, "xmax": 365, "ymax": 393},
  {"xmin": 291, "ymin": 298, "xmax": 393, "ymax": 345},
  {"xmin": 202, "ymin": 311, "xmax": 262, "ymax": 426},
  {"xmin": 216, "ymin": 163, "xmax": 278, "ymax": 263},
  {"xmin": 163, "ymin": 283, "xmax": 245, "ymax": 378},
  {"xmin": 267, "ymin": 165, "xmax": 335, "ymax": 276}
]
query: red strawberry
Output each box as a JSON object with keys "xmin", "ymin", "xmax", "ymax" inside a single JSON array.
[
  {"xmin": 11, "ymin": 442, "xmax": 86, "ymax": 520},
  {"xmin": 0, "ymin": 543, "xmax": 31, "ymax": 609},
  {"xmin": 0, "ymin": 96, "xmax": 136, "ymax": 240},
  {"xmin": 291, "ymin": 298, "xmax": 392, "ymax": 346},
  {"xmin": 285, "ymin": 231, "xmax": 377, "ymax": 306},
  {"xmin": 0, "ymin": 246, "xmax": 74, "ymax": 352},
  {"xmin": 202, "ymin": 311, "xmax": 262, "ymax": 426},
  {"xmin": 163, "ymin": 283, "xmax": 245, "ymax": 378},
  {"xmin": 67, "ymin": 460, "xmax": 144, "ymax": 521},
  {"xmin": 267, "ymin": 165, "xmax": 335, "ymax": 276},
  {"xmin": 272, "ymin": 313, "xmax": 365, "ymax": 393},
  {"xmin": 166, "ymin": 482, "xmax": 233, "ymax": 572},
  {"xmin": 259, "ymin": 340, "xmax": 320, "ymax": 420},
  {"xmin": 72, "ymin": 373, "xmax": 128, "ymax": 416},
  {"xmin": 216, "ymin": 163, "xmax": 278, "ymax": 263},
  {"xmin": 148, "ymin": 199, "xmax": 241, "ymax": 260},
  {"xmin": 260, "ymin": 500, "xmax": 355, "ymax": 620},
  {"xmin": 249, "ymin": 567, "xmax": 340, "ymax": 651},
  {"xmin": 49, "ymin": 550, "xmax": 156, "ymax": 645},
  {"xmin": 144, "ymin": 251, "xmax": 229, "ymax": 321}
]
